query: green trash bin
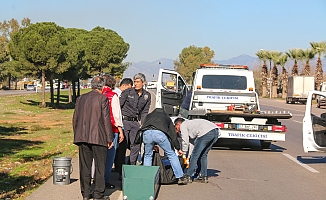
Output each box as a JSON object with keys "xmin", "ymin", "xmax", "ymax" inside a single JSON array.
[{"xmin": 122, "ymin": 165, "xmax": 160, "ymax": 200}]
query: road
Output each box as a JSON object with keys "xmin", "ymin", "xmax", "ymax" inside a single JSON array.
[
  {"xmin": 3, "ymin": 89, "xmax": 326, "ymax": 199},
  {"xmin": 157, "ymin": 98, "xmax": 326, "ymax": 200}
]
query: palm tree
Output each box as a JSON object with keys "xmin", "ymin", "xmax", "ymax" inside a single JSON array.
[
  {"xmin": 300, "ymin": 48, "xmax": 315, "ymax": 76},
  {"xmin": 270, "ymin": 51, "xmax": 282, "ymax": 98},
  {"xmin": 310, "ymin": 41, "xmax": 326, "ymax": 90},
  {"xmin": 286, "ymin": 48, "xmax": 301, "ymax": 76},
  {"xmin": 277, "ymin": 54, "xmax": 288, "ymax": 98},
  {"xmin": 256, "ymin": 50, "xmax": 268, "ymax": 97}
]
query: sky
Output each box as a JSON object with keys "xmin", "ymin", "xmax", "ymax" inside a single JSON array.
[{"xmin": 1, "ymin": 0, "xmax": 326, "ymax": 63}]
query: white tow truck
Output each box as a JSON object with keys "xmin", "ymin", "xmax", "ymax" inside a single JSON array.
[{"xmin": 155, "ymin": 64, "xmax": 292, "ymax": 148}]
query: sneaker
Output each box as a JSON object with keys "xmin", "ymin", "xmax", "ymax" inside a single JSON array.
[
  {"xmin": 193, "ymin": 174, "xmax": 203, "ymax": 182},
  {"xmin": 201, "ymin": 176, "xmax": 209, "ymax": 183},
  {"xmin": 178, "ymin": 174, "xmax": 192, "ymax": 185}
]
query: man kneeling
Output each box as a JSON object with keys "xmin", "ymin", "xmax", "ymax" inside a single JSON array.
[{"xmin": 135, "ymin": 108, "xmax": 188, "ymax": 185}]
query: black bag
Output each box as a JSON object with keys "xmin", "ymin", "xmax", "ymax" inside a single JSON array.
[{"xmin": 152, "ymin": 151, "xmax": 184, "ymax": 184}]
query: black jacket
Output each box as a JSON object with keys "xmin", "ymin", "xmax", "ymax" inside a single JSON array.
[{"xmin": 137, "ymin": 108, "xmax": 180, "ymax": 150}]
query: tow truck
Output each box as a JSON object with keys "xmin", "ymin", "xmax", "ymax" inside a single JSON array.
[{"xmin": 155, "ymin": 64, "xmax": 292, "ymax": 148}]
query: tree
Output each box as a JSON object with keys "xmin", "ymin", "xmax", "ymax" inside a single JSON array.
[
  {"xmin": 270, "ymin": 51, "xmax": 282, "ymax": 98},
  {"xmin": 59, "ymin": 28, "xmax": 88, "ymax": 104},
  {"xmin": 0, "ymin": 18, "xmax": 31, "ymax": 88},
  {"xmin": 174, "ymin": 45, "xmax": 214, "ymax": 83},
  {"xmin": 84, "ymin": 26, "xmax": 130, "ymax": 77},
  {"xmin": 256, "ymin": 50, "xmax": 268, "ymax": 97},
  {"xmin": 310, "ymin": 41, "xmax": 326, "ymax": 90},
  {"xmin": 300, "ymin": 48, "xmax": 315, "ymax": 76},
  {"xmin": 276, "ymin": 54, "xmax": 288, "ymax": 98},
  {"xmin": 286, "ymin": 48, "xmax": 301, "ymax": 76},
  {"xmin": 9, "ymin": 22, "xmax": 65, "ymax": 107}
]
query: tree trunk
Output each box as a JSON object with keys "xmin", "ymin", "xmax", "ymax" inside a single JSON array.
[
  {"xmin": 41, "ymin": 70, "xmax": 46, "ymax": 107},
  {"xmin": 8, "ymin": 73, "xmax": 11, "ymax": 90},
  {"xmin": 77, "ymin": 79, "xmax": 80, "ymax": 97},
  {"xmin": 315, "ymin": 58, "xmax": 323, "ymax": 90},
  {"xmin": 72, "ymin": 81, "xmax": 76, "ymax": 103},
  {"xmin": 292, "ymin": 61, "xmax": 298, "ymax": 76},
  {"xmin": 56, "ymin": 81, "xmax": 61, "ymax": 107},
  {"xmin": 261, "ymin": 64, "xmax": 268, "ymax": 97},
  {"xmin": 272, "ymin": 86, "xmax": 278, "ymax": 98},
  {"xmin": 68, "ymin": 84, "xmax": 72, "ymax": 103},
  {"xmin": 50, "ymin": 78, "xmax": 54, "ymax": 107}
]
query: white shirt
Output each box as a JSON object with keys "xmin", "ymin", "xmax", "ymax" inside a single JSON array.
[
  {"xmin": 111, "ymin": 94, "xmax": 123, "ymax": 128},
  {"xmin": 113, "ymin": 87, "xmax": 122, "ymax": 97}
]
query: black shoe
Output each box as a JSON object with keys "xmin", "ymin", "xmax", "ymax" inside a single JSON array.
[
  {"xmin": 201, "ymin": 176, "xmax": 209, "ymax": 183},
  {"xmin": 193, "ymin": 174, "xmax": 203, "ymax": 182},
  {"xmin": 94, "ymin": 196, "xmax": 110, "ymax": 200},
  {"xmin": 83, "ymin": 194, "xmax": 93, "ymax": 200},
  {"xmin": 178, "ymin": 174, "xmax": 192, "ymax": 185},
  {"xmin": 105, "ymin": 182, "xmax": 115, "ymax": 189}
]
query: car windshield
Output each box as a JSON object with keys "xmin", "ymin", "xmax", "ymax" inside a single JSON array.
[{"xmin": 202, "ymin": 75, "xmax": 247, "ymax": 90}]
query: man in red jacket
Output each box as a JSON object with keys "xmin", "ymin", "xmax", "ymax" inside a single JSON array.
[{"xmin": 73, "ymin": 76, "xmax": 113, "ymax": 200}]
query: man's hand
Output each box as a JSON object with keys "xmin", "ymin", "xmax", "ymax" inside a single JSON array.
[
  {"xmin": 118, "ymin": 132, "xmax": 124, "ymax": 143},
  {"xmin": 108, "ymin": 142, "xmax": 114, "ymax": 149},
  {"xmin": 178, "ymin": 150, "xmax": 184, "ymax": 156},
  {"xmin": 153, "ymin": 145, "xmax": 159, "ymax": 152}
]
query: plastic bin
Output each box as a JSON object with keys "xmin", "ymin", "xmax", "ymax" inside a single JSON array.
[
  {"xmin": 122, "ymin": 165, "xmax": 159, "ymax": 200},
  {"xmin": 52, "ymin": 157, "xmax": 72, "ymax": 185}
]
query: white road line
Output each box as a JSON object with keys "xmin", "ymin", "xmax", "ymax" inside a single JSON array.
[
  {"xmin": 292, "ymin": 120, "xmax": 302, "ymax": 123},
  {"xmin": 282, "ymin": 153, "xmax": 319, "ymax": 173}
]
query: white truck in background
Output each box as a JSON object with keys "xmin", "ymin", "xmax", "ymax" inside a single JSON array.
[
  {"xmin": 155, "ymin": 64, "xmax": 292, "ymax": 148},
  {"xmin": 286, "ymin": 76, "xmax": 315, "ymax": 104},
  {"xmin": 316, "ymin": 82, "xmax": 326, "ymax": 108}
]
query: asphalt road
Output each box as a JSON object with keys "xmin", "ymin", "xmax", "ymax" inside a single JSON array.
[
  {"xmin": 5, "ymin": 89, "xmax": 326, "ymax": 199},
  {"xmin": 156, "ymin": 98, "xmax": 326, "ymax": 200}
]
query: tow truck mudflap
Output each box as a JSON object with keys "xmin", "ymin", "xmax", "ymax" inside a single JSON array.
[{"xmin": 218, "ymin": 129, "xmax": 285, "ymax": 141}]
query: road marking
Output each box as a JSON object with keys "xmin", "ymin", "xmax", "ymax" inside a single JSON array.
[
  {"xmin": 292, "ymin": 120, "xmax": 302, "ymax": 123},
  {"xmin": 282, "ymin": 153, "xmax": 319, "ymax": 173}
]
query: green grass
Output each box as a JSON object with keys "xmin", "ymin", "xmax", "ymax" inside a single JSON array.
[{"xmin": 0, "ymin": 89, "xmax": 91, "ymax": 199}]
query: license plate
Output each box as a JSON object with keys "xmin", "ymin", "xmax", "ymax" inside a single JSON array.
[{"xmin": 237, "ymin": 124, "xmax": 259, "ymax": 130}]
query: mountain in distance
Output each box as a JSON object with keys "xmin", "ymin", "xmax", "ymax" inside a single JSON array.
[{"xmin": 122, "ymin": 54, "xmax": 326, "ymax": 81}]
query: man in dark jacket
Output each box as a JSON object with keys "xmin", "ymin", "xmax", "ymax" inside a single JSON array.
[
  {"xmin": 73, "ymin": 76, "xmax": 113, "ymax": 200},
  {"xmin": 137, "ymin": 108, "xmax": 188, "ymax": 185}
]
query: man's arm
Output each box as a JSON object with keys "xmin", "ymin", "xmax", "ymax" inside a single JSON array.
[
  {"xmin": 101, "ymin": 96, "xmax": 113, "ymax": 144},
  {"xmin": 180, "ymin": 124, "xmax": 190, "ymax": 155},
  {"xmin": 72, "ymin": 97, "xmax": 80, "ymax": 132},
  {"xmin": 168, "ymin": 119, "xmax": 180, "ymax": 150},
  {"xmin": 140, "ymin": 92, "xmax": 151, "ymax": 124},
  {"xmin": 119, "ymin": 89, "xmax": 128, "ymax": 108}
]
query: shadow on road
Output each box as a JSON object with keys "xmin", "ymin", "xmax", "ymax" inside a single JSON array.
[
  {"xmin": 212, "ymin": 138, "xmax": 287, "ymax": 152},
  {"xmin": 297, "ymin": 155, "xmax": 326, "ymax": 164}
]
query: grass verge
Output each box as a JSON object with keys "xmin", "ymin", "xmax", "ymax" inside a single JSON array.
[{"xmin": 0, "ymin": 89, "xmax": 90, "ymax": 199}]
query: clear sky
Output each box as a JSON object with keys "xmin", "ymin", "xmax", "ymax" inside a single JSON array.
[{"xmin": 1, "ymin": 0, "xmax": 326, "ymax": 63}]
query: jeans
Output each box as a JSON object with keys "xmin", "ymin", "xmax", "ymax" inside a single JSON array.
[
  {"xmin": 143, "ymin": 130, "xmax": 184, "ymax": 178},
  {"xmin": 105, "ymin": 133, "xmax": 118, "ymax": 183},
  {"xmin": 186, "ymin": 128, "xmax": 219, "ymax": 177}
]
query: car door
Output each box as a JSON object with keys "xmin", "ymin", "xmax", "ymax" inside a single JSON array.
[
  {"xmin": 155, "ymin": 69, "xmax": 188, "ymax": 116},
  {"xmin": 303, "ymin": 90, "xmax": 326, "ymax": 153}
]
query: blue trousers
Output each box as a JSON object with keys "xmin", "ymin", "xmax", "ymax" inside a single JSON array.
[
  {"xmin": 105, "ymin": 133, "xmax": 118, "ymax": 183},
  {"xmin": 143, "ymin": 130, "xmax": 184, "ymax": 178},
  {"xmin": 186, "ymin": 129, "xmax": 219, "ymax": 177}
]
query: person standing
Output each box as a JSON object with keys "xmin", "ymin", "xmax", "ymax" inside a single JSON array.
[
  {"xmin": 120, "ymin": 73, "xmax": 151, "ymax": 165},
  {"xmin": 179, "ymin": 90, "xmax": 192, "ymax": 118},
  {"xmin": 174, "ymin": 118, "xmax": 219, "ymax": 184},
  {"xmin": 136, "ymin": 108, "xmax": 188, "ymax": 185},
  {"xmin": 113, "ymin": 78, "xmax": 133, "ymax": 96},
  {"xmin": 73, "ymin": 76, "xmax": 113, "ymax": 200},
  {"xmin": 102, "ymin": 75, "xmax": 124, "ymax": 189},
  {"xmin": 112, "ymin": 78, "xmax": 133, "ymax": 180}
]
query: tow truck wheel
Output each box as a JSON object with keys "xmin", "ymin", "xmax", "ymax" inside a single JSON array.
[{"xmin": 260, "ymin": 140, "xmax": 271, "ymax": 149}]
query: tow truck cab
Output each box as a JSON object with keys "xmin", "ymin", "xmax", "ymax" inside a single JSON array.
[{"xmin": 190, "ymin": 64, "xmax": 259, "ymax": 115}]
